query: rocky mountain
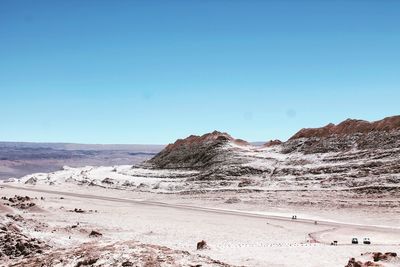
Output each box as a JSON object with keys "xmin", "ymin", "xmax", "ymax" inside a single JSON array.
[
  {"xmin": 290, "ymin": 116, "xmax": 400, "ymax": 139},
  {"xmin": 11, "ymin": 115, "xmax": 400, "ymax": 209},
  {"xmin": 144, "ymin": 115, "xmax": 400, "ymax": 192},
  {"xmin": 284, "ymin": 115, "xmax": 400, "ymax": 153},
  {"xmin": 148, "ymin": 131, "xmax": 249, "ymax": 170}
]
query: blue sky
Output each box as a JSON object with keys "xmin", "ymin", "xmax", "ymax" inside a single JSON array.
[{"xmin": 0, "ymin": 0, "xmax": 399, "ymax": 144}]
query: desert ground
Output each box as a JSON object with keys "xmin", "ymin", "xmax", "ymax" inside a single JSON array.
[{"xmin": 1, "ymin": 182, "xmax": 399, "ymax": 267}]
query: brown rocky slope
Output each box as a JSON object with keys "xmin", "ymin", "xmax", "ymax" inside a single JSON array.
[
  {"xmin": 290, "ymin": 115, "xmax": 400, "ymax": 139},
  {"xmin": 284, "ymin": 115, "xmax": 400, "ymax": 153},
  {"xmin": 145, "ymin": 115, "xmax": 400, "ymax": 196},
  {"xmin": 148, "ymin": 131, "xmax": 249, "ymax": 170}
]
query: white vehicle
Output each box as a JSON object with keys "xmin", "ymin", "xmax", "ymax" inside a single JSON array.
[{"xmin": 363, "ymin": 237, "xmax": 371, "ymax": 244}]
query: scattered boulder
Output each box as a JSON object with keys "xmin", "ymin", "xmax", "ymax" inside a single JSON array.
[
  {"xmin": 224, "ymin": 197, "xmax": 241, "ymax": 204},
  {"xmin": 74, "ymin": 208, "xmax": 85, "ymax": 213},
  {"xmin": 24, "ymin": 177, "xmax": 37, "ymax": 185},
  {"xmin": 101, "ymin": 178, "xmax": 114, "ymax": 185},
  {"xmin": 2, "ymin": 195, "xmax": 37, "ymax": 210},
  {"xmin": 219, "ymin": 181, "xmax": 231, "ymax": 186},
  {"xmin": 89, "ymin": 230, "xmax": 102, "ymax": 238},
  {"xmin": 196, "ymin": 240, "xmax": 207, "ymax": 250},
  {"xmin": 363, "ymin": 262, "xmax": 382, "ymax": 267},
  {"xmin": 122, "ymin": 181, "xmax": 134, "ymax": 187},
  {"xmin": 372, "ymin": 252, "xmax": 398, "ymax": 262},
  {"xmin": 5, "ymin": 214, "xmax": 23, "ymax": 222},
  {"xmin": 137, "ymin": 183, "xmax": 149, "ymax": 189},
  {"xmin": 76, "ymin": 258, "xmax": 98, "ymax": 267},
  {"xmin": 345, "ymin": 258, "xmax": 364, "ymax": 267},
  {"xmin": 238, "ymin": 179, "xmax": 252, "ymax": 187}
]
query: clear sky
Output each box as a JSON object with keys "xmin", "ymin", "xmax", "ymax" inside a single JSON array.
[{"xmin": 0, "ymin": 0, "xmax": 399, "ymax": 144}]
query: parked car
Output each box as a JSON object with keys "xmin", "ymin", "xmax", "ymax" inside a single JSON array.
[
  {"xmin": 363, "ymin": 237, "xmax": 371, "ymax": 244},
  {"xmin": 351, "ymin": 238, "xmax": 359, "ymax": 244}
]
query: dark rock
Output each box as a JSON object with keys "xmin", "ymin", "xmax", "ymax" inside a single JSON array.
[
  {"xmin": 196, "ymin": 240, "xmax": 207, "ymax": 250},
  {"xmin": 89, "ymin": 230, "xmax": 102, "ymax": 238},
  {"xmin": 74, "ymin": 208, "xmax": 85, "ymax": 213},
  {"xmin": 76, "ymin": 258, "xmax": 98, "ymax": 267},
  {"xmin": 345, "ymin": 258, "xmax": 363, "ymax": 267},
  {"xmin": 224, "ymin": 197, "xmax": 241, "ymax": 204},
  {"xmin": 238, "ymin": 179, "xmax": 252, "ymax": 187},
  {"xmin": 101, "ymin": 177, "xmax": 114, "ymax": 185},
  {"xmin": 148, "ymin": 131, "xmax": 248, "ymax": 169},
  {"xmin": 373, "ymin": 251, "xmax": 398, "ymax": 262}
]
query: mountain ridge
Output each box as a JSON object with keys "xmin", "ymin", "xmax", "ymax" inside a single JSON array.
[
  {"xmin": 12, "ymin": 115, "xmax": 400, "ymax": 211},
  {"xmin": 150, "ymin": 115, "xmax": 400, "ymax": 161},
  {"xmin": 289, "ymin": 115, "xmax": 400, "ymax": 140}
]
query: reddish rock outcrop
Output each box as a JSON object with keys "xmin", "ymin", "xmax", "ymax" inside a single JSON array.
[
  {"xmin": 290, "ymin": 115, "xmax": 400, "ymax": 140},
  {"xmin": 284, "ymin": 115, "xmax": 400, "ymax": 153}
]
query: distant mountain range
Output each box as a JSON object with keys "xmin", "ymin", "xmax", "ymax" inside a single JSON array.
[
  {"xmin": 0, "ymin": 142, "xmax": 164, "ymax": 179},
  {"xmin": 0, "ymin": 142, "xmax": 165, "ymax": 151}
]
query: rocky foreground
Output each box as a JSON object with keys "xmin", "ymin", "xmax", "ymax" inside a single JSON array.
[
  {"xmin": 345, "ymin": 252, "xmax": 400, "ymax": 267},
  {"xmin": 0, "ymin": 194, "xmax": 235, "ymax": 267},
  {"xmin": 1, "ymin": 187, "xmax": 399, "ymax": 267}
]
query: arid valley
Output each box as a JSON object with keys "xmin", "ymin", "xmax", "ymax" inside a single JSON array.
[{"xmin": 1, "ymin": 116, "xmax": 400, "ymax": 267}]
